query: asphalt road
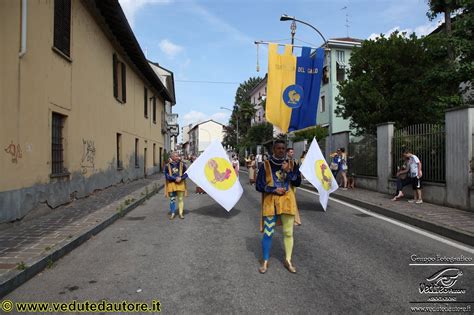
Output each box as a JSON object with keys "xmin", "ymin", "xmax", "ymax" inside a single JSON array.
[{"xmin": 5, "ymin": 173, "xmax": 474, "ymax": 314}]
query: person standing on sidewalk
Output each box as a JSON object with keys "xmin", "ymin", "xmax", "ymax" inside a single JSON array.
[
  {"xmin": 392, "ymin": 149, "xmax": 423, "ymax": 204},
  {"xmin": 164, "ymin": 152, "xmax": 188, "ymax": 219},
  {"xmin": 256, "ymin": 140, "xmax": 302, "ymax": 274},
  {"xmin": 338, "ymin": 148, "xmax": 349, "ymax": 190}
]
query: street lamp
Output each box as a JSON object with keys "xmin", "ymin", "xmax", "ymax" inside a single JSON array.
[
  {"xmin": 280, "ymin": 14, "xmax": 327, "ymax": 45},
  {"xmin": 280, "ymin": 14, "xmax": 333, "ymax": 155},
  {"xmin": 220, "ymin": 106, "xmax": 239, "ymax": 146}
]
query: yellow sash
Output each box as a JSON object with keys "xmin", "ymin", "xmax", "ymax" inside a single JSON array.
[
  {"xmin": 259, "ymin": 160, "xmax": 301, "ymax": 232},
  {"xmin": 165, "ymin": 162, "xmax": 187, "ymax": 197}
]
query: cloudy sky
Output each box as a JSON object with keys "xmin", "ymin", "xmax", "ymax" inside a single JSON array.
[{"xmin": 118, "ymin": 0, "xmax": 443, "ymax": 141}]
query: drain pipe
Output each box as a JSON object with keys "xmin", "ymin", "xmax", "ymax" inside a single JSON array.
[{"xmin": 19, "ymin": 0, "xmax": 27, "ymax": 57}]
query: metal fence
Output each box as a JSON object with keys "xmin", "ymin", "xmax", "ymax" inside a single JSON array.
[
  {"xmin": 348, "ymin": 134, "xmax": 378, "ymax": 177},
  {"xmin": 392, "ymin": 124, "xmax": 445, "ymax": 183}
]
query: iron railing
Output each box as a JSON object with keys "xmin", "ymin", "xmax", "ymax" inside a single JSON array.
[
  {"xmin": 348, "ymin": 134, "xmax": 377, "ymax": 177},
  {"xmin": 392, "ymin": 124, "xmax": 445, "ymax": 183}
]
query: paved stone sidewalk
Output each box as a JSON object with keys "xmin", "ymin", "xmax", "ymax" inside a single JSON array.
[
  {"xmin": 0, "ymin": 174, "xmax": 164, "ymax": 296},
  {"xmin": 301, "ymin": 181, "xmax": 474, "ymax": 246}
]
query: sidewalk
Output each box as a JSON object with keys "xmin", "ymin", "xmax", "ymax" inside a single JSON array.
[
  {"xmin": 301, "ymin": 181, "xmax": 474, "ymax": 246},
  {"xmin": 0, "ymin": 174, "xmax": 164, "ymax": 297}
]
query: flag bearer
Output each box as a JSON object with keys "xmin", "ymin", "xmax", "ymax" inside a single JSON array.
[
  {"xmin": 256, "ymin": 140, "xmax": 301, "ymax": 274},
  {"xmin": 164, "ymin": 152, "xmax": 188, "ymax": 220}
]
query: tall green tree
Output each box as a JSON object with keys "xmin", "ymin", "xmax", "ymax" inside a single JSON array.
[
  {"xmin": 426, "ymin": 0, "xmax": 473, "ymax": 105},
  {"xmin": 427, "ymin": 0, "xmax": 462, "ymax": 34},
  {"xmin": 223, "ymin": 77, "xmax": 262, "ymax": 148},
  {"xmin": 335, "ymin": 31, "xmax": 457, "ymax": 134}
]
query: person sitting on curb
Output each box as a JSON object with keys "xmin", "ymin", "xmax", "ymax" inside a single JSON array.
[{"xmin": 392, "ymin": 148, "xmax": 423, "ymax": 204}]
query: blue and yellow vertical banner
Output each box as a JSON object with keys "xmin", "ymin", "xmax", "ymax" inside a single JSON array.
[{"xmin": 266, "ymin": 44, "xmax": 325, "ymax": 133}]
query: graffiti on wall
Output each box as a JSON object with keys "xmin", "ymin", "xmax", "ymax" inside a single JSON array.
[
  {"xmin": 81, "ymin": 139, "xmax": 96, "ymax": 174},
  {"xmin": 4, "ymin": 142, "xmax": 23, "ymax": 163}
]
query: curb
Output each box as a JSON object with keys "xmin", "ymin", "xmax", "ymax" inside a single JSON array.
[
  {"xmin": 0, "ymin": 182, "xmax": 164, "ymax": 298},
  {"xmin": 300, "ymin": 184, "xmax": 474, "ymax": 247}
]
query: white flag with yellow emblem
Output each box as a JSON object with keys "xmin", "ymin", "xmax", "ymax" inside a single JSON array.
[
  {"xmin": 185, "ymin": 140, "xmax": 243, "ymax": 211},
  {"xmin": 299, "ymin": 137, "xmax": 338, "ymax": 211}
]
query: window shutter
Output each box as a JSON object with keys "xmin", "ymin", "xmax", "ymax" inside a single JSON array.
[
  {"xmin": 121, "ymin": 62, "xmax": 126, "ymax": 102},
  {"xmin": 113, "ymin": 53, "xmax": 118, "ymax": 98}
]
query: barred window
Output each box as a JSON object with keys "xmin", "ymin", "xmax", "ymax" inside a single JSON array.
[
  {"xmin": 135, "ymin": 138, "xmax": 139, "ymax": 167},
  {"xmin": 51, "ymin": 113, "xmax": 66, "ymax": 175},
  {"xmin": 53, "ymin": 0, "xmax": 71, "ymax": 57},
  {"xmin": 117, "ymin": 133, "xmax": 123, "ymax": 169}
]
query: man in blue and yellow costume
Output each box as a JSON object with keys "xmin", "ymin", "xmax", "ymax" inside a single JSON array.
[
  {"xmin": 256, "ymin": 140, "xmax": 301, "ymax": 274},
  {"xmin": 164, "ymin": 152, "xmax": 188, "ymax": 220}
]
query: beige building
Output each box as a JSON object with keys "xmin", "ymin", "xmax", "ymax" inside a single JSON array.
[
  {"xmin": 149, "ymin": 61, "xmax": 179, "ymax": 153},
  {"xmin": 188, "ymin": 120, "xmax": 224, "ymax": 156},
  {"xmin": 0, "ymin": 0, "xmax": 175, "ymax": 222},
  {"xmin": 249, "ymin": 75, "xmax": 267, "ymax": 126}
]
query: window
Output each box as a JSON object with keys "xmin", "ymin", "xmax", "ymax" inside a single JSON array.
[
  {"xmin": 320, "ymin": 96, "xmax": 326, "ymax": 113},
  {"xmin": 51, "ymin": 112, "xmax": 67, "ymax": 175},
  {"xmin": 117, "ymin": 133, "xmax": 122, "ymax": 169},
  {"xmin": 153, "ymin": 143, "xmax": 156, "ymax": 166},
  {"xmin": 152, "ymin": 97, "xmax": 157, "ymax": 123},
  {"xmin": 135, "ymin": 138, "xmax": 139, "ymax": 167},
  {"xmin": 336, "ymin": 50, "xmax": 346, "ymax": 82},
  {"xmin": 160, "ymin": 147, "xmax": 163, "ymax": 171},
  {"xmin": 144, "ymin": 87, "xmax": 148, "ymax": 118},
  {"xmin": 337, "ymin": 65, "xmax": 345, "ymax": 82},
  {"xmin": 53, "ymin": 0, "xmax": 71, "ymax": 57},
  {"xmin": 336, "ymin": 50, "xmax": 345, "ymax": 63},
  {"xmin": 322, "ymin": 66, "xmax": 329, "ymax": 84},
  {"xmin": 113, "ymin": 53, "xmax": 126, "ymax": 103}
]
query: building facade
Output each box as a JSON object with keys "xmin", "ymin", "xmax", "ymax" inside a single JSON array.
[
  {"xmin": 249, "ymin": 75, "xmax": 267, "ymax": 126},
  {"xmin": 0, "ymin": 0, "xmax": 174, "ymax": 222},
  {"xmin": 180, "ymin": 124, "xmax": 192, "ymax": 158},
  {"xmin": 188, "ymin": 120, "xmax": 224, "ymax": 156},
  {"xmin": 149, "ymin": 62, "xmax": 179, "ymax": 153},
  {"xmin": 317, "ymin": 38, "xmax": 362, "ymax": 134}
]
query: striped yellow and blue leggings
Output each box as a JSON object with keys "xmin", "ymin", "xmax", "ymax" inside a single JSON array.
[
  {"xmin": 169, "ymin": 191, "xmax": 184, "ymax": 215},
  {"xmin": 262, "ymin": 214, "xmax": 294, "ymax": 261}
]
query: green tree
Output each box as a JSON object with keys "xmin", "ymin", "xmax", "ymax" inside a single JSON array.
[
  {"xmin": 335, "ymin": 31, "xmax": 458, "ymax": 134},
  {"xmin": 426, "ymin": 0, "xmax": 473, "ymax": 105},
  {"xmin": 240, "ymin": 122, "xmax": 274, "ymax": 149},
  {"xmin": 291, "ymin": 126, "xmax": 329, "ymax": 143},
  {"xmin": 223, "ymin": 77, "xmax": 262, "ymax": 148},
  {"xmin": 426, "ymin": 0, "xmax": 462, "ymax": 35}
]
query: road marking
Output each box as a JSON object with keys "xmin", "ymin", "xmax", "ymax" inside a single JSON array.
[
  {"xmin": 409, "ymin": 264, "xmax": 474, "ymax": 266},
  {"xmin": 297, "ymin": 187, "xmax": 474, "ymax": 254}
]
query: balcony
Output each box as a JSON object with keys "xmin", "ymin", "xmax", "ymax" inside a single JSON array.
[{"xmin": 166, "ymin": 113, "xmax": 178, "ymax": 125}]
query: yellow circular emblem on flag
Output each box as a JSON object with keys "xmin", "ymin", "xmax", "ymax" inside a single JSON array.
[
  {"xmin": 204, "ymin": 158, "xmax": 237, "ymax": 190},
  {"xmin": 315, "ymin": 160, "xmax": 333, "ymax": 191}
]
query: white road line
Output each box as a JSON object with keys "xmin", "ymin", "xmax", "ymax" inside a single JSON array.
[
  {"xmin": 297, "ymin": 186, "xmax": 474, "ymax": 254},
  {"xmin": 409, "ymin": 264, "xmax": 474, "ymax": 266}
]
